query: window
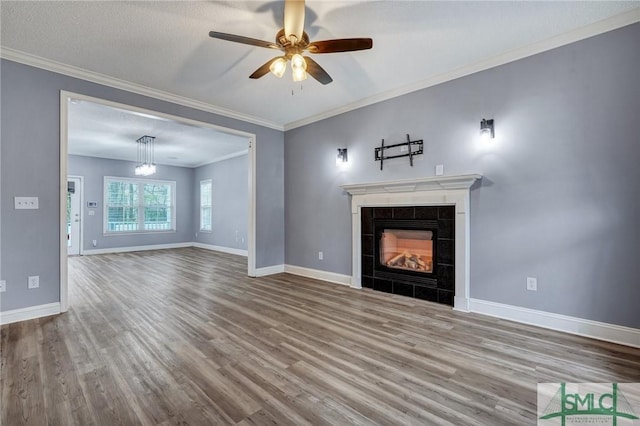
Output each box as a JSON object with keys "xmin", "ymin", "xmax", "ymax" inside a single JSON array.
[
  {"xmin": 104, "ymin": 177, "xmax": 176, "ymax": 234},
  {"xmin": 200, "ymin": 179, "xmax": 212, "ymax": 231}
]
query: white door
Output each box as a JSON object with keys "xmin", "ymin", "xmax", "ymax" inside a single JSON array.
[{"xmin": 67, "ymin": 177, "xmax": 82, "ymax": 255}]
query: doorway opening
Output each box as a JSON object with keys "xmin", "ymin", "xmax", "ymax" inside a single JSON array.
[{"xmin": 60, "ymin": 91, "xmax": 257, "ymax": 312}]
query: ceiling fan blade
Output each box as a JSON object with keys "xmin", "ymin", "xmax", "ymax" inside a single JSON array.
[
  {"xmin": 284, "ymin": 0, "xmax": 305, "ymax": 43},
  {"xmin": 249, "ymin": 58, "xmax": 280, "ymax": 79},
  {"xmin": 304, "ymin": 57, "xmax": 333, "ymax": 85},
  {"xmin": 209, "ymin": 31, "xmax": 279, "ymax": 49},
  {"xmin": 307, "ymin": 38, "xmax": 373, "ymax": 54}
]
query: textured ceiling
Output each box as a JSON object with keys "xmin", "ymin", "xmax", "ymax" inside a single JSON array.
[
  {"xmin": 68, "ymin": 99, "xmax": 249, "ymax": 168},
  {"xmin": 2, "ymin": 1, "xmax": 639, "ymax": 128}
]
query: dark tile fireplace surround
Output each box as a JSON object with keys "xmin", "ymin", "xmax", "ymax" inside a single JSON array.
[{"xmin": 361, "ymin": 206, "xmax": 455, "ymax": 306}]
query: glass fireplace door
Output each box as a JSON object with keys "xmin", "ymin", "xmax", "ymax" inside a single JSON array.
[{"xmin": 379, "ymin": 229, "xmax": 433, "ymax": 273}]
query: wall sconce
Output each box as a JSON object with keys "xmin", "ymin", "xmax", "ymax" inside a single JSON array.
[
  {"xmin": 336, "ymin": 148, "xmax": 348, "ymax": 167},
  {"xmin": 480, "ymin": 119, "xmax": 495, "ymax": 141}
]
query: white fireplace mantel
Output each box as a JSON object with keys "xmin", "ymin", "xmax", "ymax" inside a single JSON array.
[{"xmin": 341, "ymin": 174, "xmax": 482, "ymax": 312}]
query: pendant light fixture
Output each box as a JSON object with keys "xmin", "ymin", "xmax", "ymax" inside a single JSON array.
[{"xmin": 134, "ymin": 135, "xmax": 157, "ymax": 176}]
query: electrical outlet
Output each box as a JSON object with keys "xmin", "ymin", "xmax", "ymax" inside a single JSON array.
[
  {"xmin": 0, "ymin": 280, "xmax": 6, "ymax": 293},
  {"xmin": 318, "ymin": 251, "xmax": 323, "ymax": 260},
  {"xmin": 526, "ymin": 277, "xmax": 537, "ymax": 291},
  {"xmin": 28, "ymin": 275, "xmax": 39, "ymax": 289},
  {"xmin": 88, "ymin": 210, "xmax": 95, "ymax": 216},
  {"xmin": 92, "ymin": 240, "xmax": 97, "ymax": 247},
  {"xmin": 435, "ymin": 164, "xmax": 444, "ymax": 176}
]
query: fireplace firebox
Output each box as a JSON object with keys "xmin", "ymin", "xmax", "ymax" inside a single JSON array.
[
  {"xmin": 361, "ymin": 206, "xmax": 455, "ymax": 305},
  {"xmin": 376, "ymin": 219, "xmax": 438, "ymax": 279}
]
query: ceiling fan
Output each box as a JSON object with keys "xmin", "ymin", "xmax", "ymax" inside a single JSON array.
[{"xmin": 208, "ymin": 0, "xmax": 373, "ymax": 85}]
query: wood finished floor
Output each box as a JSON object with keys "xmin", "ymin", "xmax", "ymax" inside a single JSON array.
[{"xmin": 1, "ymin": 248, "xmax": 639, "ymax": 425}]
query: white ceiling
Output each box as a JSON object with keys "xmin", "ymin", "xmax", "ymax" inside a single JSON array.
[
  {"xmin": 68, "ymin": 99, "xmax": 249, "ymax": 168},
  {"xmin": 2, "ymin": 1, "xmax": 639, "ymax": 129}
]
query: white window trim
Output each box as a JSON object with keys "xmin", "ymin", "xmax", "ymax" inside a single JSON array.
[
  {"xmin": 103, "ymin": 176, "xmax": 177, "ymax": 236},
  {"xmin": 200, "ymin": 179, "xmax": 212, "ymax": 232}
]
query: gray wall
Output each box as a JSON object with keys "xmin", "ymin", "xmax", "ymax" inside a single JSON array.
[
  {"xmin": 0, "ymin": 59, "xmax": 284, "ymax": 312},
  {"xmin": 284, "ymin": 23, "xmax": 640, "ymax": 328},
  {"xmin": 68, "ymin": 155, "xmax": 194, "ymax": 250},
  {"xmin": 194, "ymin": 154, "xmax": 249, "ymax": 250}
]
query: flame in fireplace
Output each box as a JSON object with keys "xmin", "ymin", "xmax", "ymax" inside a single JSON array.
[{"xmin": 381, "ymin": 230, "xmax": 433, "ymax": 273}]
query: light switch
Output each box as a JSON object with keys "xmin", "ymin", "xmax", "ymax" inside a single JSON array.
[{"xmin": 15, "ymin": 197, "xmax": 39, "ymax": 209}]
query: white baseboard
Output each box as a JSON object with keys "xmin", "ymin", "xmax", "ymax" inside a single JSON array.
[
  {"xmin": 469, "ymin": 299, "xmax": 640, "ymax": 349},
  {"xmin": 83, "ymin": 242, "xmax": 193, "ymax": 255},
  {"xmin": 192, "ymin": 242, "xmax": 248, "ymax": 257},
  {"xmin": 284, "ymin": 264, "xmax": 352, "ymax": 287},
  {"xmin": 0, "ymin": 302, "xmax": 61, "ymax": 325},
  {"xmin": 83, "ymin": 242, "xmax": 248, "ymax": 257},
  {"xmin": 254, "ymin": 264, "xmax": 285, "ymax": 277}
]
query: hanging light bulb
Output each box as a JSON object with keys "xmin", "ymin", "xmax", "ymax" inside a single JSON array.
[
  {"xmin": 291, "ymin": 54, "xmax": 307, "ymax": 82},
  {"xmin": 269, "ymin": 57, "xmax": 287, "ymax": 78}
]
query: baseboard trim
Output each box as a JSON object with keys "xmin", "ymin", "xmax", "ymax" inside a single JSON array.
[
  {"xmin": 83, "ymin": 242, "xmax": 193, "ymax": 255},
  {"xmin": 192, "ymin": 242, "xmax": 248, "ymax": 257},
  {"xmin": 284, "ymin": 265, "xmax": 352, "ymax": 287},
  {"xmin": 83, "ymin": 242, "xmax": 248, "ymax": 256},
  {"xmin": 469, "ymin": 299, "xmax": 640, "ymax": 349},
  {"xmin": 254, "ymin": 264, "xmax": 285, "ymax": 277},
  {"xmin": 0, "ymin": 302, "xmax": 61, "ymax": 325}
]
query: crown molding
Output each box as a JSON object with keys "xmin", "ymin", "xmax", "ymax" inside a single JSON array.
[
  {"xmin": 193, "ymin": 149, "xmax": 249, "ymax": 168},
  {"xmin": 284, "ymin": 8, "xmax": 640, "ymax": 131},
  {"xmin": 2, "ymin": 7, "xmax": 638, "ymax": 134},
  {"xmin": 0, "ymin": 47, "xmax": 284, "ymax": 131}
]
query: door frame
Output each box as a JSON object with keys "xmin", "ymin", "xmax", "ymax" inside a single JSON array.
[
  {"xmin": 59, "ymin": 91, "xmax": 257, "ymax": 312},
  {"xmin": 67, "ymin": 175, "xmax": 84, "ymax": 256}
]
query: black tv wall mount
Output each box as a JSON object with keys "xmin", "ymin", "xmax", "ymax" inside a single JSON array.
[{"xmin": 375, "ymin": 134, "xmax": 423, "ymax": 170}]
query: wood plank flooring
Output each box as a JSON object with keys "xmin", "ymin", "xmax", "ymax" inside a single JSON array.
[{"xmin": 1, "ymin": 247, "xmax": 639, "ymax": 425}]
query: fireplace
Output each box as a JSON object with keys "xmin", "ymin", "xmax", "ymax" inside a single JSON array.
[
  {"xmin": 341, "ymin": 174, "xmax": 482, "ymax": 312},
  {"xmin": 362, "ymin": 206, "xmax": 455, "ymax": 305},
  {"xmin": 379, "ymin": 228, "xmax": 433, "ymax": 273}
]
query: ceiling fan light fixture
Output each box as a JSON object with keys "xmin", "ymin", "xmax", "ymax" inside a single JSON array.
[
  {"xmin": 208, "ymin": 0, "xmax": 373, "ymax": 86},
  {"xmin": 270, "ymin": 57, "xmax": 287, "ymax": 78},
  {"xmin": 291, "ymin": 54, "xmax": 306, "ymax": 71},
  {"xmin": 291, "ymin": 53, "xmax": 307, "ymax": 82},
  {"xmin": 292, "ymin": 68, "xmax": 307, "ymax": 82}
]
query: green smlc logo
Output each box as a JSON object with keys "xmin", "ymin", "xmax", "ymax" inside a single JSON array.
[{"xmin": 540, "ymin": 383, "xmax": 639, "ymax": 425}]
